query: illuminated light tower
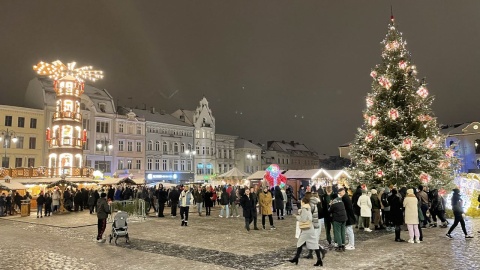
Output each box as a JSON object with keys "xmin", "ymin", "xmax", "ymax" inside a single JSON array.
[{"xmin": 33, "ymin": 61, "xmax": 103, "ymax": 176}]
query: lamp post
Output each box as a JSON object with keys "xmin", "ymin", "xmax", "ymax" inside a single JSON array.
[
  {"xmin": 0, "ymin": 129, "xmax": 18, "ymax": 168},
  {"xmin": 246, "ymin": 153, "xmax": 256, "ymax": 174},
  {"xmin": 96, "ymin": 138, "xmax": 113, "ymax": 173},
  {"xmin": 185, "ymin": 149, "xmax": 196, "ymax": 181}
]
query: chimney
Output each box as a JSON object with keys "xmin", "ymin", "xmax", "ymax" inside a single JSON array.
[
  {"xmin": 160, "ymin": 110, "xmax": 166, "ymax": 115},
  {"xmin": 248, "ymin": 140, "xmax": 253, "ymax": 143},
  {"xmin": 150, "ymin": 107, "xmax": 155, "ymax": 114},
  {"xmin": 290, "ymin": 141, "xmax": 295, "ymax": 146}
]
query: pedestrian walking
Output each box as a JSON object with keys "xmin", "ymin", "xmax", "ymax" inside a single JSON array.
[
  {"xmin": 288, "ymin": 194, "xmax": 323, "ymax": 267},
  {"xmin": 193, "ymin": 186, "xmax": 204, "ymax": 216},
  {"xmin": 96, "ymin": 192, "xmax": 111, "ymax": 243},
  {"xmin": 446, "ymin": 189, "xmax": 474, "ymax": 239},
  {"xmin": 179, "ymin": 186, "xmax": 193, "ymax": 226},
  {"xmin": 219, "ymin": 187, "xmax": 230, "ymax": 218}
]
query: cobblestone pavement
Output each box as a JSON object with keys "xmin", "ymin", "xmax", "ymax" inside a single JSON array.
[{"xmin": 1, "ymin": 207, "xmax": 479, "ymax": 269}]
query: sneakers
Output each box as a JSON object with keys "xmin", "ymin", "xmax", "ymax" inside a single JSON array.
[
  {"xmin": 96, "ymin": 239, "xmax": 105, "ymax": 243},
  {"xmin": 345, "ymin": 245, "xmax": 355, "ymax": 250},
  {"xmin": 414, "ymin": 239, "xmax": 422, "ymax": 243},
  {"xmin": 465, "ymin": 235, "xmax": 474, "ymax": 239},
  {"xmin": 270, "ymin": 226, "xmax": 276, "ymax": 230},
  {"xmin": 364, "ymin": 228, "xmax": 372, "ymax": 232},
  {"xmin": 446, "ymin": 233, "xmax": 453, "ymax": 239},
  {"xmin": 407, "ymin": 239, "xmax": 415, "ymax": 244},
  {"xmin": 219, "ymin": 215, "xmax": 223, "ymax": 218}
]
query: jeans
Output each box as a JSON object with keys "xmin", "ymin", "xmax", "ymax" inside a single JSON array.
[
  {"xmin": 345, "ymin": 225, "xmax": 355, "ymax": 247},
  {"xmin": 220, "ymin": 205, "xmax": 229, "ymax": 217},
  {"xmin": 333, "ymin": 221, "xmax": 346, "ymax": 246},
  {"xmin": 196, "ymin": 203, "xmax": 203, "ymax": 214},
  {"xmin": 420, "ymin": 204, "xmax": 430, "ymax": 226},
  {"xmin": 37, "ymin": 205, "xmax": 43, "ymax": 217}
]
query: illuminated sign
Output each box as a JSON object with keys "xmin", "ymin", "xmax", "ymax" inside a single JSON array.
[{"xmin": 147, "ymin": 173, "xmax": 178, "ymax": 180}]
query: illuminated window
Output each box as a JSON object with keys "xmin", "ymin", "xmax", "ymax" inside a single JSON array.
[
  {"xmin": 118, "ymin": 160, "xmax": 124, "ymax": 170},
  {"xmin": 197, "ymin": 163, "xmax": 204, "ymax": 175}
]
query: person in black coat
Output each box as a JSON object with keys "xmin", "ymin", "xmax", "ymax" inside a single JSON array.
[
  {"xmin": 329, "ymin": 191, "xmax": 347, "ymax": 251},
  {"xmin": 387, "ymin": 189, "xmax": 405, "ymax": 242},
  {"xmin": 36, "ymin": 192, "xmax": 46, "ymax": 218},
  {"xmin": 446, "ymin": 189, "xmax": 473, "ymax": 239},
  {"xmin": 321, "ymin": 186, "xmax": 334, "ymax": 246},
  {"xmin": 156, "ymin": 185, "xmax": 168, "ymax": 217},
  {"xmin": 351, "ymin": 186, "xmax": 362, "ymax": 228},
  {"xmin": 341, "ymin": 188, "xmax": 356, "ymax": 250},
  {"xmin": 44, "ymin": 193, "xmax": 52, "ymax": 217},
  {"xmin": 107, "ymin": 186, "xmax": 115, "ymax": 201},
  {"xmin": 168, "ymin": 187, "xmax": 180, "ymax": 217},
  {"xmin": 274, "ymin": 186, "xmax": 285, "ymax": 220},
  {"xmin": 204, "ymin": 187, "xmax": 214, "ymax": 216},
  {"xmin": 240, "ymin": 188, "xmax": 257, "ymax": 231},
  {"xmin": 81, "ymin": 188, "xmax": 89, "ymax": 211},
  {"xmin": 74, "ymin": 190, "xmax": 83, "ymax": 211}
]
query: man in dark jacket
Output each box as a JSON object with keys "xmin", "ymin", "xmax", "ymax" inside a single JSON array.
[
  {"xmin": 156, "ymin": 185, "xmax": 168, "ymax": 217},
  {"xmin": 329, "ymin": 190, "xmax": 347, "ymax": 252},
  {"xmin": 351, "ymin": 186, "xmax": 362, "ymax": 228},
  {"xmin": 341, "ymin": 188, "xmax": 356, "ymax": 250},
  {"xmin": 240, "ymin": 188, "xmax": 256, "ymax": 231},
  {"xmin": 36, "ymin": 192, "xmax": 45, "ymax": 218},
  {"xmin": 168, "ymin": 187, "xmax": 180, "ymax": 217},
  {"xmin": 193, "ymin": 186, "xmax": 205, "ymax": 216},
  {"xmin": 321, "ymin": 186, "xmax": 334, "ymax": 246},
  {"xmin": 96, "ymin": 192, "xmax": 111, "ymax": 243}
]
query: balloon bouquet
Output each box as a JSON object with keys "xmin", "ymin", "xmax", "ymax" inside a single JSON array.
[{"xmin": 264, "ymin": 164, "xmax": 287, "ymax": 188}]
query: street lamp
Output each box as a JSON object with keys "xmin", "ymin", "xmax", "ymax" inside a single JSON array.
[
  {"xmin": 185, "ymin": 149, "xmax": 196, "ymax": 179},
  {"xmin": 0, "ymin": 129, "xmax": 18, "ymax": 168},
  {"xmin": 246, "ymin": 153, "xmax": 256, "ymax": 173},
  {"xmin": 97, "ymin": 138, "xmax": 113, "ymax": 173}
]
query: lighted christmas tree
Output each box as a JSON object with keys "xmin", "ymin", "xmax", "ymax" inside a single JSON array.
[{"xmin": 350, "ymin": 15, "xmax": 457, "ymax": 189}]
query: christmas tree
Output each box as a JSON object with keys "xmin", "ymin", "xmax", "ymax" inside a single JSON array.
[{"xmin": 349, "ymin": 15, "xmax": 457, "ymax": 189}]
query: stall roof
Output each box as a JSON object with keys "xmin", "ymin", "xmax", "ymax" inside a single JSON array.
[
  {"xmin": 0, "ymin": 180, "xmax": 27, "ymax": 190},
  {"xmin": 99, "ymin": 178, "xmax": 145, "ymax": 185},
  {"xmin": 247, "ymin": 171, "xmax": 266, "ymax": 180},
  {"xmin": 14, "ymin": 178, "xmax": 101, "ymax": 185},
  {"xmin": 283, "ymin": 169, "xmax": 351, "ymax": 180}
]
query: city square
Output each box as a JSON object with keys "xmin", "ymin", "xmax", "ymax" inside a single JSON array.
[{"xmin": 2, "ymin": 1, "xmax": 480, "ymax": 269}]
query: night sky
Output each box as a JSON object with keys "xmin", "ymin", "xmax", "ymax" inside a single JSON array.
[{"xmin": 1, "ymin": 1, "xmax": 479, "ymax": 155}]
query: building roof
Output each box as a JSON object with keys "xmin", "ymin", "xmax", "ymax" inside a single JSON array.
[
  {"xmin": 235, "ymin": 138, "xmax": 262, "ymax": 149},
  {"xmin": 440, "ymin": 122, "xmax": 469, "ymax": 136},
  {"xmin": 132, "ymin": 109, "xmax": 193, "ymax": 127}
]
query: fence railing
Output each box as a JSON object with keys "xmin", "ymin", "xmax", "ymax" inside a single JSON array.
[{"xmin": 108, "ymin": 199, "xmax": 146, "ymax": 221}]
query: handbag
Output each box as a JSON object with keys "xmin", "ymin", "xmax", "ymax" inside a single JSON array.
[{"xmin": 299, "ymin": 220, "xmax": 312, "ymax": 230}]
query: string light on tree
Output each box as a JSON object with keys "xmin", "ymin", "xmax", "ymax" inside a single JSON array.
[
  {"xmin": 366, "ymin": 97, "xmax": 374, "ymax": 108},
  {"xmin": 370, "ymin": 71, "xmax": 378, "ymax": 78}
]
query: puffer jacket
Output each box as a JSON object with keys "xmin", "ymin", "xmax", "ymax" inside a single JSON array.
[
  {"xmin": 329, "ymin": 197, "xmax": 347, "ymax": 222},
  {"xmin": 309, "ymin": 196, "xmax": 320, "ymax": 229}
]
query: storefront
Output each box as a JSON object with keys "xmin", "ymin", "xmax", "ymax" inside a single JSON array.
[{"xmin": 145, "ymin": 172, "xmax": 194, "ymax": 184}]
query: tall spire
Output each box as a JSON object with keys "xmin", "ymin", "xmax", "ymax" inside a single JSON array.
[{"xmin": 390, "ymin": 6, "xmax": 394, "ymax": 22}]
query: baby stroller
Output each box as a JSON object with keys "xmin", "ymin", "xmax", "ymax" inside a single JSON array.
[{"xmin": 109, "ymin": 211, "xmax": 130, "ymax": 245}]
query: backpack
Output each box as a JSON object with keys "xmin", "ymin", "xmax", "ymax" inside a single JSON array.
[{"xmin": 381, "ymin": 193, "xmax": 390, "ymax": 207}]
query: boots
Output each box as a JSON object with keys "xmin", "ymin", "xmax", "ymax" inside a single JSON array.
[
  {"xmin": 314, "ymin": 249, "xmax": 323, "ymax": 266},
  {"xmin": 288, "ymin": 246, "xmax": 302, "ymax": 265},
  {"xmin": 181, "ymin": 220, "xmax": 185, "ymax": 226}
]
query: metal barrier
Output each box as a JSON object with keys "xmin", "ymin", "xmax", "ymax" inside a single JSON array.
[{"xmin": 109, "ymin": 199, "xmax": 146, "ymax": 221}]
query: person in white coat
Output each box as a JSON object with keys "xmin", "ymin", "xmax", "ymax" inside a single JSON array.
[
  {"xmin": 403, "ymin": 189, "xmax": 420, "ymax": 243},
  {"xmin": 357, "ymin": 189, "xmax": 372, "ymax": 232}
]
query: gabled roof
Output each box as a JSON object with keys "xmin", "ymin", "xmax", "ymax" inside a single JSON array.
[
  {"xmin": 235, "ymin": 138, "xmax": 262, "ymax": 149},
  {"xmin": 132, "ymin": 109, "xmax": 193, "ymax": 127},
  {"xmin": 441, "ymin": 122, "xmax": 469, "ymax": 136}
]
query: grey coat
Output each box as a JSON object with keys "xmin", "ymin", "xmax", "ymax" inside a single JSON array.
[
  {"xmin": 309, "ymin": 196, "xmax": 320, "ymax": 229},
  {"xmin": 296, "ymin": 203, "xmax": 319, "ymax": 250}
]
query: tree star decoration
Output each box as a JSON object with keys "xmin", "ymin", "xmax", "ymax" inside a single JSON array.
[
  {"xmin": 402, "ymin": 138, "xmax": 413, "ymax": 151},
  {"xmin": 419, "ymin": 172, "xmax": 431, "ymax": 183},
  {"xmin": 416, "ymin": 86, "xmax": 429, "ymax": 98},
  {"xmin": 388, "ymin": 108, "xmax": 399, "ymax": 120},
  {"xmin": 368, "ymin": 115, "xmax": 378, "ymax": 127},
  {"xmin": 390, "ymin": 149, "xmax": 402, "ymax": 160},
  {"xmin": 378, "ymin": 76, "xmax": 392, "ymax": 89},
  {"xmin": 33, "ymin": 60, "xmax": 104, "ymax": 82}
]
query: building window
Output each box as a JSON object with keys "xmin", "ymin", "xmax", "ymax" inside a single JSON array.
[
  {"xmin": 206, "ymin": 163, "xmax": 213, "ymax": 175},
  {"xmin": 136, "ymin": 160, "xmax": 141, "ymax": 170},
  {"xmin": 119, "ymin": 123, "xmax": 124, "ymax": 133},
  {"xmin": 27, "ymin": 157, "xmax": 35, "ymax": 167},
  {"xmin": 99, "ymin": 103, "xmax": 106, "ymax": 113},
  {"xmin": 162, "ymin": 159, "xmax": 168, "ymax": 170},
  {"xmin": 127, "ymin": 141, "xmax": 133, "ymax": 152},
  {"xmin": 118, "ymin": 141, "xmax": 124, "ymax": 151},
  {"xmin": 155, "ymin": 159, "xmax": 160, "ymax": 170},
  {"xmin": 218, "ymin": 164, "xmax": 222, "ymax": 174},
  {"xmin": 136, "ymin": 125, "xmax": 142, "ymax": 135},
  {"xmin": 173, "ymin": 160, "xmax": 179, "ymax": 171},
  {"xmin": 118, "ymin": 160, "xmax": 124, "ymax": 170},
  {"xmin": 196, "ymin": 130, "xmax": 200, "ymax": 138},
  {"xmin": 196, "ymin": 145, "xmax": 200, "ymax": 154},
  {"xmin": 127, "ymin": 160, "xmax": 133, "ymax": 169},
  {"xmin": 18, "ymin": 117, "xmax": 25, "ymax": 128},
  {"xmin": 15, "ymin": 158, "xmax": 22, "ymax": 168},
  {"xmin": 147, "ymin": 159, "xmax": 153, "ymax": 170},
  {"xmin": 188, "ymin": 144, "xmax": 192, "ymax": 151},
  {"xmin": 197, "ymin": 163, "xmax": 204, "ymax": 175},
  {"xmin": 1, "ymin": 157, "xmax": 9, "ymax": 168},
  {"xmin": 83, "ymin": 138, "xmax": 89, "ymax": 150},
  {"xmin": 136, "ymin": 141, "xmax": 142, "ymax": 152},
  {"xmin": 155, "ymin": 141, "xmax": 160, "ymax": 151},
  {"xmin": 181, "ymin": 160, "xmax": 186, "ymax": 171},
  {"xmin": 147, "ymin": 141, "xmax": 153, "ymax": 151},
  {"xmin": 16, "ymin": 136, "xmax": 24, "ymax": 149},
  {"xmin": 181, "ymin": 143, "xmax": 185, "ymax": 153},
  {"xmin": 94, "ymin": 161, "xmax": 111, "ymax": 172},
  {"xmin": 174, "ymin": 143, "xmax": 179, "ymax": 154},
  {"xmin": 82, "ymin": 119, "xmax": 89, "ymax": 131},
  {"xmin": 5, "ymin": 116, "xmax": 12, "ymax": 126},
  {"xmin": 475, "ymin": 139, "xmax": 480, "ymax": 154},
  {"xmin": 29, "ymin": 137, "xmax": 36, "ymax": 149},
  {"xmin": 30, "ymin": 118, "xmax": 37, "ymax": 129},
  {"xmin": 163, "ymin": 142, "xmax": 168, "ymax": 152},
  {"xmin": 96, "ymin": 121, "xmax": 109, "ymax": 133}
]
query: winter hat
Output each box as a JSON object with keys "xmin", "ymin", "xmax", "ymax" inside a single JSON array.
[
  {"xmin": 101, "ymin": 192, "xmax": 107, "ymax": 198},
  {"xmin": 453, "ymin": 188, "xmax": 460, "ymax": 194},
  {"xmin": 406, "ymin": 189, "xmax": 414, "ymax": 195},
  {"xmin": 371, "ymin": 189, "xmax": 377, "ymax": 195}
]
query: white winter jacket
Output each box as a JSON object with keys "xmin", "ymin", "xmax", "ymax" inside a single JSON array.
[{"xmin": 357, "ymin": 194, "xmax": 372, "ymax": 217}]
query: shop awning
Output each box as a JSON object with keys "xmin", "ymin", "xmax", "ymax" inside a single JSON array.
[{"xmin": 0, "ymin": 180, "xmax": 27, "ymax": 190}]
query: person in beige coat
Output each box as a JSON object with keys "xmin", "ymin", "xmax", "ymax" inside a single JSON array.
[
  {"xmin": 403, "ymin": 189, "xmax": 420, "ymax": 243},
  {"xmin": 357, "ymin": 189, "xmax": 372, "ymax": 232},
  {"xmin": 259, "ymin": 186, "xmax": 276, "ymax": 230}
]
